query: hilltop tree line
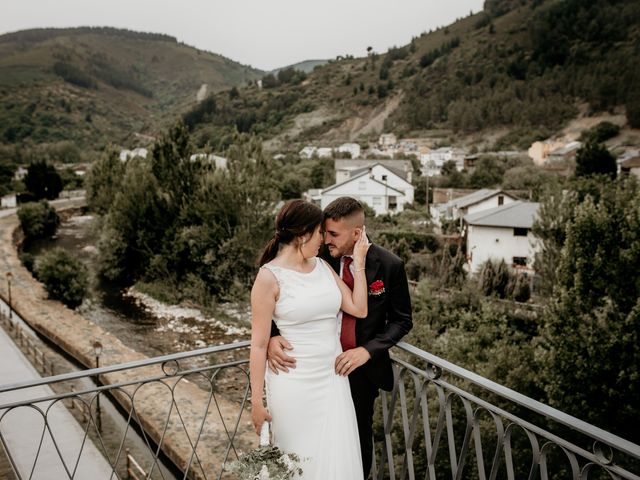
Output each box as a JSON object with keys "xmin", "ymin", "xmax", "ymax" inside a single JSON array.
[{"xmin": 0, "ymin": 27, "xmax": 177, "ymax": 45}]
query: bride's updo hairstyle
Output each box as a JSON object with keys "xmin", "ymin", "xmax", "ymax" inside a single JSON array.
[{"xmin": 259, "ymin": 199, "xmax": 323, "ymax": 266}]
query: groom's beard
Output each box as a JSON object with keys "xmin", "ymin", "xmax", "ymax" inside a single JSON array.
[{"xmin": 324, "ymin": 242, "xmax": 355, "ymax": 258}]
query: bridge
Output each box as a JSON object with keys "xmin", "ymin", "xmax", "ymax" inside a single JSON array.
[
  {"xmin": 0, "ymin": 198, "xmax": 639, "ymax": 479},
  {"xmin": 1, "ymin": 307, "xmax": 638, "ymax": 479}
]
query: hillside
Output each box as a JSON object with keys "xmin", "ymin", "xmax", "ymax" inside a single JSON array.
[
  {"xmin": 0, "ymin": 27, "xmax": 263, "ymax": 152},
  {"xmin": 183, "ymin": 0, "xmax": 640, "ymax": 152}
]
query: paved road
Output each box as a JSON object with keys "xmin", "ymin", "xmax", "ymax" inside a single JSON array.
[
  {"xmin": 0, "ymin": 300, "xmax": 113, "ymax": 479},
  {"xmin": 0, "ymin": 196, "xmax": 86, "ymax": 219}
]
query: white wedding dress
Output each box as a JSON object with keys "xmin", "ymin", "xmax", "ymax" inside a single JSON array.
[{"xmin": 262, "ymin": 258, "xmax": 364, "ymax": 479}]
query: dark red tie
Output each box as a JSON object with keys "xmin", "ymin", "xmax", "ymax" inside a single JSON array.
[{"xmin": 340, "ymin": 257, "xmax": 357, "ymax": 351}]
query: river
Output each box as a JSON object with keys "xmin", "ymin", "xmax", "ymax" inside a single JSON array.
[{"xmin": 24, "ymin": 209, "xmax": 251, "ymax": 362}]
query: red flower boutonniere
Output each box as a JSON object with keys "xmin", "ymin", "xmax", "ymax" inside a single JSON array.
[{"xmin": 369, "ymin": 280, "xmax": 385, "ymax": 296}]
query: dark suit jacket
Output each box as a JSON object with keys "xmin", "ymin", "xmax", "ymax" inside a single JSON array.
[
  {"xmin": 325, "ymin": 244, "xmax": 412, "ymax": 391},
  {"xmin": 271, "ymin": 244, "xmax": 413, "ymax": 391}
]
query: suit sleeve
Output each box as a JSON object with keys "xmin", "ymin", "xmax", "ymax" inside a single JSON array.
[
  {"xmin": 270, "ymin": 320, "xmax": 280, "ymax": 337},
  {"xmin": 362, "ymin": 259, "xmax": 413, "ymax": 360}
]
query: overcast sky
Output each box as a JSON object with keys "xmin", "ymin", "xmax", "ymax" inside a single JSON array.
[{"xmin": 1, "ymin": 0, "xmax": 485, "ymax": 71}]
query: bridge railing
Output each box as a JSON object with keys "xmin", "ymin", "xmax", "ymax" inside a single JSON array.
[
  {"xmin": 0, "ymin": 340, "xmax": 253, "ymax": 480},
  {"xmin": 1, "ymin": 339, "xmax": 639, "ymax": 479},
  {"xmin": 375, "ymin": 342, "xmax": 640, "ymax": 480}
]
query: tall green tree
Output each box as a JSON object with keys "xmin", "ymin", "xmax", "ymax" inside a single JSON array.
[
  {"xmin": 574, "ymin": 141, "xmax": 617, "ymax": 178},
  {"xmin": 538, "ymin": 177, "xmax": 640, "ymax": 442},
  {"xmin": 24, "ymin": 160, "xmax": 63, "ymax": 200},
  {"xmin": 95, "ymin": 123, "xmax": 279, "ymax": 301},
  {"xmin": 85, "ymin": 148, "xmax": 125, "ymax": 214},
  {"xmin": 98, "ymin": 157, "xmax": 165, "ymax": 283},
  {"xmin": 468, "ymin": 156, "xmax": 505, "ymax": 188},
  {"xmin": 0, "ymin": 159, "xmax": 14, "ymax": 196}
]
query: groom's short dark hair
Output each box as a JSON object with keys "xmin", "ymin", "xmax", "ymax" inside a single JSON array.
[{"xmin": 324, "ymin": 197, "xmax": 365, "ymax": 221}]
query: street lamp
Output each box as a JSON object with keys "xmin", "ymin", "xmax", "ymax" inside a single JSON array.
[
  {"xmin": 424, "ymin": 160, "xmax": 436, "ymax": 218},
  {"xmin": 93, "ymin": 340, "xmax": 103, "ymax": 432},
  {"xmin": 5, "ymin": 272, "xmax": 12, "ymax": 323}
]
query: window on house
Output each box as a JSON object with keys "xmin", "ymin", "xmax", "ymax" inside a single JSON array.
[
  {"xmin": 382, "ymin": 175, "xmax": 388, "ymax": 181},
  {"xmin": 513, "ymin": 257, "xmax": 528, "ymax": 267},
  {"xmin": 498, "ymin": 195, "xmax": 504, "ymax": 206},
  {"xmin": 514, "ymin": 227, "xmax": 528, "ymax": 236},
  {"xmin": 389, "ymin": 196, "xmax": 397, "ymax": 210},
  {"xmin": 373, "ymin": 196, "xmax": 382, "ymax": 205},
  {"xmin": 358, "ymin": 181, "xmax": 366, "ymax": 191}
]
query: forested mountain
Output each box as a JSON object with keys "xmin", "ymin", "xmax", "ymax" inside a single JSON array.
[
  {"xmin": 2, "ymin": 0, "xmax": 639, "ymax": 157},
  {"xmin": 183, "ymin": 0, "xmax": 640, "ymax": 151},
  {"xmin": 0, "ymin": 27, "xmax": 263, "ymax": 152}
]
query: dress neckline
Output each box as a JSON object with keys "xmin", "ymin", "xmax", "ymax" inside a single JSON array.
[{"xmin": 267, "ymin": 257, "xmax": 319, "ymax": 275}]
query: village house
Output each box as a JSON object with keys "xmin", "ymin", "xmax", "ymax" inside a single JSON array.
[
  {"xmin": 13, "ymin": 166, "xmax": 27, "ymax": 181},
  {"xmin": 189, "ymin": 153, "xmax": 227, "ymax": 169},
  {"xmin": 317, "ymin": 147, "xmax": 333, "ymax": 159},
  {"xmin": 299, "ymin": 146, "xmax": 317, "ymax": 159},
  {"xmin": 1, "ymin": 194, "xmax": 17, "ymax": 209},
  {"xmin": 303, "ymin": 188, "xmax": 323, "ymax": 206},
  {"xmin": 334, "ymin": 158, "xmax": 413, "ymax": 184},
  {"xmin": 464, "ymin": 201, "xmax": 540, "ymax": 275},
  {"xmin": 337, "ymin": 143, "xmax": 361, "ymax": 159},
  {"xmin": 319, "ymin": 162, "xmax": 414, "ymax": 215},
  {"xmin": 119, "ymin": 148, "xmax": 148, "ymax": 162},
  {"xmin": 420, "ymin": 147, "xmax": 466, "ymax": 176},
  {"xmin": 546, "ymin": 141, "xmax": 582, "ymax": 164},
  {"xmin": 431, "ymin": 188, "xmax": 518, "ymax": 227},
  {"xmin": 397, "ymin": 140, "xmax": 418, "ymax": 152},
  {"xmin": 528, "ymin": 139, "xmax": 565, "ymax": 166},
  {"xmin": 56, "ymin": 163, "xmax": 89, "ymax": 177},
  {"xmin": 378, "ymin": 133, "xmax": 397, "ymax": 149}
]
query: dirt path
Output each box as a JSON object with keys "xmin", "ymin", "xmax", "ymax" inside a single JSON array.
[{"xmin": 344, "ymin": 92, "xmax": 404, "ymax": 140}]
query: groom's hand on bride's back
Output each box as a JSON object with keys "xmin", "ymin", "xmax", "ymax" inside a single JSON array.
[{"xmin": 267, "ymin": 336, "xmax": 296, "ymax": 374}]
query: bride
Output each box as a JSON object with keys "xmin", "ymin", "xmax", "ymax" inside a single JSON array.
[{"xmin": 249, "ymin": 199, "xmax": 370, "ymax": 479}]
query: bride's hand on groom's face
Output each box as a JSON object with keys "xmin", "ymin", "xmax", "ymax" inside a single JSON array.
[
  {"xmin": 353, "ymin": 225, "xmax": 371, "ymax": 268},
  {"xmin": 267, "ymin": 336, "xmax": 296, "ymax": 374}
]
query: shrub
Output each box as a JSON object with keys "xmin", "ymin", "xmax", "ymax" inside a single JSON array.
[
  {"xmin": 509, "ymin": 274, "xmax": 532, "ymax": 303},
  {"xmin": 480, "ymin": 259, "xmax": 531, "ymax": 302},
  {"xmin": 579, "ymin": 121, "xmax": 620, "ymax": 143},
  {"xmin": 377, "ymin": 230, "xmax": 440, "ymax": 253},
  {"xmin": 17, "ymin": 201, "xmax": 60, "ymax": 239},
  {"xmin": 34, "ymin": 248, "xmax": 88, "ymax": 308},
  {"xmin": 24, "ymin": 160, "xmax": 63, "ymax": 200},
  {"xmin": 575, "ymin": 141, "xmax": 617, "ymax": 178},
  {"xmin": 19, "ymin": 252, "xmax": 36, "ymax": 273}
]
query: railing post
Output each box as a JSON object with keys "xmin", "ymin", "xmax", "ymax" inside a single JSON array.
[{"xmin": 126, "ymin": 448, "xmax": 131, "ymax": 477}]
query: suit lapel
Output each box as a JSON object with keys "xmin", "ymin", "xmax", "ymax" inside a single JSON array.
[{"xmin": 365, "ymin": 244, "xmax": 382, "ymax": 293}]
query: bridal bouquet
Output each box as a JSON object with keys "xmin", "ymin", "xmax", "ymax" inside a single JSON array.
[{"xmin": 227, "ymin": 423, "xmax": 303, "ymax": 480}]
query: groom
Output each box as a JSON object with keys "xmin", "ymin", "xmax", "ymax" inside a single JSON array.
[{"xmin": 268, "ymin": 196, "xmax": 413, "ymax": 478}]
